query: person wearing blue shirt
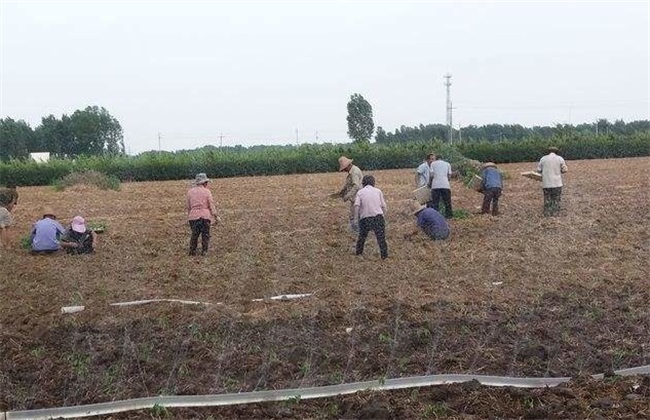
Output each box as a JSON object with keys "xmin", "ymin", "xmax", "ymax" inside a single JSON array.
[
  {"xmin": 479, "ymin": 162, "xmax": 503, "ymax": 216},
  {"xmin": 30, "ymin": 207, "xmax": 68, "ymax": 254},
  {"xmin": 405, "ymin": 201, "xmax": 450, "ymax": 241}
]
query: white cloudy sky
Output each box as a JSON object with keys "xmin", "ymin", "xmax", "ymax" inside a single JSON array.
[{"xmin": 1, "ymin": 1, "xmax": 648, "ymax": 153}]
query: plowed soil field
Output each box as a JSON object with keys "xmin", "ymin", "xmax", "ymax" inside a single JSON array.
[{"xmin": 1, "ymin": 157, "xmax": 649, "ymax": 419}]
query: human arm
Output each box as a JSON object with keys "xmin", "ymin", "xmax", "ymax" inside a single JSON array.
[
  {"xmin": 560, "ymin": 158, "xmax": 568, "ymax": 174},
  {"xmin": 208, "ymin": 191, "xmax": 221, "ymax": 223}
]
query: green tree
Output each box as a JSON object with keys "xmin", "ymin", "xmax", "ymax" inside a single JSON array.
[
  {"xmin": 69, "ymin": 106, "xmax": 125, "ymax": 156},
  {"xmin": 36, "ymin": 114, "xmax": 73, "ymax": 157},
  {"xmin": 0, "ymin": 118, "xmax": 33, "ymax": 161},
  {"xmin": 346, "ymin": 93, "xmax": 374, "ymax": 144}
]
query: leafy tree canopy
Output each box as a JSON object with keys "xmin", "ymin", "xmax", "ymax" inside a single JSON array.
[{"xmin": 347, "ymin": 93, "xmax": 374, "ymax": 144}]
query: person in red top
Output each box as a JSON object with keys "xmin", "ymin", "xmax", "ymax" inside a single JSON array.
[{"xmin": 186, "ymin": 173, "xmax": 220, "ymax": 256}]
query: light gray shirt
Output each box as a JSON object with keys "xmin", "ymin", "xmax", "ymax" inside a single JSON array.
[
  {"xmin": 430, "ymin": 160, "xmax": 452, "ymax": 189},
  {"xmin": 415, "ymin": 162, "xmax": 430, "ymax": 188},
  {"xmin": 537, "ymin": 153, "xmax": 568, "ymax": 188},
  {"xmin": 0, "ymin": 207, "xmax": 12, "ymax": 228}
]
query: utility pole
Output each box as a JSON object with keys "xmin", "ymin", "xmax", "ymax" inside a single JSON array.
[
  {"xmin": 295, "ymin": 129, "xmax": 299, "ymax": 146},
  {"xmin": 158, "ymin": 132, "xmax": 162, "ymax": 152},
  {"xmin": 219, "ymin": 133, "xmax": 223, "ymax": 148},
  {"xmin": 444, "ymin": 73, "xmax": 453, "ymax": 144}
]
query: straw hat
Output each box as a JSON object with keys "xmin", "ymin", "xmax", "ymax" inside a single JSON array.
[
  {"xmin": 42, "ymin": 206, "xmax": 56, "ymax": 218},
  {"xmin": 411, "ymin": 201, "xmax": 426, "ymax": 216},
  {"xmin": 480, "ymin": 162, "xmax": 497, "ymax": 169},
  {"xmin": 194, "ymin": 173, "xmax": 210, "ymax": 185},
  {"xmin": 338, "ymin": 156, "xmax": 353, "ymax": 172},
  {"xmin": 547, "ymin": 147, "xmax": 560, "ymax": 153}
]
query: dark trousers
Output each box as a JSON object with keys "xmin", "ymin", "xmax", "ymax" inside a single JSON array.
[
  {"xmin": 356, "ymin": 215, "xmax": 388, "ymax": 259},
  {"xmin": 429, "ymin": 188, "xmax": 453, "ymax": 219},
  {"xmin": 543, "ymin": 187, "xmax": 562, "ymax": 216},
  {"xmin": 481, "ymin": 187, "xmax": 502, "ymax": 216},
  {"xmin": 189, "ymin": 218, "xmax": 211, "ymax": 255}
]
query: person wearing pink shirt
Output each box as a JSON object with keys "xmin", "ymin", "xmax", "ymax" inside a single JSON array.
[
  {"xmin": 186, "ymin": 173, "xmax": 220, "ymax": 256},
  {"xmin": 353, "ymin": 175, "xmax": 388, "ymax": 259}
]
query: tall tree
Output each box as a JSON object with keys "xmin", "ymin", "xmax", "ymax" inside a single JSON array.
[
  {"xmin": 68, "ymin": 106, "xmax": 125, "ymax": 156},
  {"xmin": 0, "ymin": 118, "xmax": 33, "ymax": 161},
  {"xmin": 346, "ymin": 94, "xmax": 374, "ymax": 144}
]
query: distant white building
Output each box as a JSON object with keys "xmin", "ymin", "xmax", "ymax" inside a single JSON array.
[{"xmin": 30, "ymin": 152, "xmax": 50, "ymax": 163}]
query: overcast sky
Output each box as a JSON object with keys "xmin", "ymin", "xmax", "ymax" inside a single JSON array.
[{"xmin": 1, "ymin": 1, "xmax": 648, "ymax": 154}]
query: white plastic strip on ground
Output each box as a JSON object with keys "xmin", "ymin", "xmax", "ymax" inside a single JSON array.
[
  {"xmin": 109, "ymin": 299, "xmax": 217, "ymax": 307},
  {"xmin": 252, "ymin": 293, "xmax": 313, "ymax": 302},
  {"xmin": 3, "ymin": 365, "xmax": 650, "ymax": 420}
]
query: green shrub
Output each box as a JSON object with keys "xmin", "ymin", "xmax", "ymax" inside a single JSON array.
[{"xmin": 52, "ymin": 170, "xmax": 121, "ymax": 191}]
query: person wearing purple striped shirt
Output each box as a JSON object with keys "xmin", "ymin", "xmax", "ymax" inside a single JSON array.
[{"xmin": 353, "ymin": 175, "xmax": 388, "ymax": 259}]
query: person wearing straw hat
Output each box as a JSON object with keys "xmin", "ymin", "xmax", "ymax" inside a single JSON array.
[
  {"xmin": 60, "ymin": 216, "xmax": 98, "ymax": 255},
  {"xmin": 479, "ymin": 162, "xmax": 503, "ymax": 216},
  {"xmin": 537, "ymin": 147, "xmax": 568, "ymax": 216},
  {"xmin": 30, "ymin": 206, "xmax": 68, "ymax": 254},
  {"xmin": 0, "ymin": 189, "xmax": 17, "ymax": 250},
  {"xmin": 186, "ymin": 173, "xmax": 221, "ymax": 256},
  {"xmin": 404, "ymin": 201, "xmax": 450, "ymax": 241},
  {"xmin": 331, "ymin": 156, "xmax": 363, "ymax": 231}
]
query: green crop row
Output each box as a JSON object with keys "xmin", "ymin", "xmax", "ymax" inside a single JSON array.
[{"xmin": 0, "ymin": 134, "xmax": 647, "ymax": 187}]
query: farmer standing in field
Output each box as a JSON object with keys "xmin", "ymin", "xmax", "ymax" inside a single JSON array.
[
  {"xmin": 479, "ymin": 162, "xmax": 503, "ymax": 216},
  {"xmin": 186, "ymin": 173, "xmax": 221, "ymax": 256},
  {"xmin": 428, "ymin": 154, "xmax": 453, "ymax": 219},
  {"xmin": 537, "ymin": 147, "xmax": 568, "ymax": 216},
  {"xmin": 415, "ymin": 153, "xmax": 435, "ymax": 188},
  {"xmin": 332, "ymin": 156, "xmax": 363, "ymax": 232},
  {"xmin": 353, "ymin": 175, "xmax": 388, "ymax": 259}
]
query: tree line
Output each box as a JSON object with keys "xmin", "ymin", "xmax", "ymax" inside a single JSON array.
[
  {"xmin": 0, "ymin": 106, "xmax": 124, "ymax": 161},
  {"xmin": 375, "ymin": 119, "xmax": 650, "ymax": 144}
]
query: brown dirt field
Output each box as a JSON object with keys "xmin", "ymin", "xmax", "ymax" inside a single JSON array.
[{"xmin": 1, "ymin": 157, "xmax": 649, "ymax": 418}]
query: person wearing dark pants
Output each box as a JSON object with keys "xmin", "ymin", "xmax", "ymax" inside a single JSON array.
[
  {"xmin": 543, "ymin": 187, "xmax": 562, "ymax": 217},
  {"xmin": 430, "ymin": 188, "xmax": 453, "ymax": 219},
  {"xmin": 186, "ymin": 173, "xmax": 221, "ymax": 256},
  {"xmin": 354, "ymin": 175, "xmax": 388, "ymax": 259},
  {"xmin": 537, "ymin": 147, "xmax": 568, "ymax": 217},
  {"xmin": 356, "ymin": 215, "xmax": 388, "ymax": 259},
  {"xmin": 428, "ymin": 154, "xmax": 453, "ymax": 219},
  {"xmin": 189, "ymin": 218, "xmax": 211, "ymax": 256},
  {"xmin": 479, "ymin": 162, "xmax": 503, "ymax": 216}
]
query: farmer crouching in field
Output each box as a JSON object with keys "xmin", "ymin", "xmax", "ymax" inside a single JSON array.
[
  {"xmin": 30, "ymin": 207, "xmax": 74, "ymax": 254},
  {"xmin": 353, "ymin": 175, "xmax": 388, "ymax": 259},
  {"xmin": 479, "ymin": 162, "xmax": 503, "ymax": 216},
  {"xmin": 186, "ymin": 173, "xmax": 220, "ymax": 256},
  {"xmin": 331, "ymin": 156, "xmax": 363, "ymax": 232},
  {"xmin": 404, "ymin": 201, "xmax": 450, "ymax": 241},
  {"xmin": 537, "ymin": 147, "xmax": 568, "ymax": 217},
  {"xmin": 61, "ymin": 216, "xmax": 98, "ymax": 255},
  {"xmin": 0, "ymin": 190, "xmax": 17, "ymax": 250}
]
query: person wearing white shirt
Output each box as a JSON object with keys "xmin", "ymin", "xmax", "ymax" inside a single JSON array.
[
  {"xmin": 537, "ymin": 147, "xmax": 568, "ymax": 216},
  {"xmin": 428, "ymin": 155, "xmax": 453, "ymax": 219},
  {"xmin": 415, "ymin": 153, "xmax": 435, "ymax": 188},
  {"xmin": 353, "ymin": 175, "xmax": 388, "ymax": 259}
]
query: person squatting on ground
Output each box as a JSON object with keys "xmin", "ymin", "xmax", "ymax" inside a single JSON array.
[
  {"xmin": 405, "ymin": 201, "xmax": 450, "ymax": 241},
  {"xmin": 62, "ymin": 216, "xmax": 98, "ymax": 255},
  {"xmin": 30, "ymin": 207, "xmax": 76, "ymax": 254},
  {"xmin": 479, "ymin": 162, "xmax": 503, "ymax": 216},
  {"xmin": 353, "ymin": 175, "xmax": 388, "ymax": 259},
  {"xmin": 428, "ymin": 154, "xmax": 453, "ymax": 219},
  {"xmin": 187, "ymin": 173, "xmax": 221, "ymax": 256},
  {"xmin": 0, "ymin": 189, "xmax": 16, "ymax": 250},
  {"xmin": 537, "ymin": 147, "xmax": 568, "ymax": 217},
  {"xmin": 332, "ymin": 156, "xmax": 363, "ymax": 232},
  {"xmin": 415, "ymin": 153, "xmax": 435, "ymax": 188}
]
